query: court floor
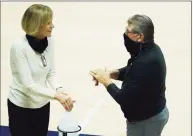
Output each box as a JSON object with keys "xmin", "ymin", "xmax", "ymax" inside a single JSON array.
[{"xmin": 1, "ymin": 2, "xmax": 191, "ymax": 136}]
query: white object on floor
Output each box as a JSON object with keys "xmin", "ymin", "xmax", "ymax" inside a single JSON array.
[{"xmin": 58, "ymin": 111, "xmax": 81, "ymax": 136}]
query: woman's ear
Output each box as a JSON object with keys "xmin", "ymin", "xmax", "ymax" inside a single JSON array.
[{"xmin": 40, "ymin": 23, "xmax": 45, "ymax": 29}]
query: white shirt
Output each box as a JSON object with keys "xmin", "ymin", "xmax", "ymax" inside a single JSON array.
[{"xmin": 8, "ymin": 35, "xmax": 62, "ymax": 109}]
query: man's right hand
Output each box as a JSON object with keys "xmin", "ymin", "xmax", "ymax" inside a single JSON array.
[
  {"xmin": 109, "ymin": 69, "xmax": 120, "ymax": 80},
  {"xmin": 92, "ymin": 68, "xmax": 120, "ymax": 86},
  {"xmin": 55, "ymin": 91, "xmax": 74, "ymax": 111}
]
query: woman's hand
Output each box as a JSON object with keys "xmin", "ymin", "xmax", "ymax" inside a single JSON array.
[{"xmin": 55, "ymin": 91, "xmax": 75, "ymax": 111}]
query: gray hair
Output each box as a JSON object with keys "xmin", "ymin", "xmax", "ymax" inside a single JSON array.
[{"xmin": 127, "ymin": 14, "xmax": 154, "ymax": 41}]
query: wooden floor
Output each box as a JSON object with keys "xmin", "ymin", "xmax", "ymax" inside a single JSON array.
[{"xmin": 1, "ymin": 2, "xmax": 191, "ymax": 136}]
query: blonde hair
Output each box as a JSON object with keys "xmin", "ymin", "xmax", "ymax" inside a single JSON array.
[{"xmin": 21, "ymin": 4, "xmax": 53, "ymax": 36}]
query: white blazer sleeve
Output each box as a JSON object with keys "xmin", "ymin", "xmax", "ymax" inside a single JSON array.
[{"xmin": 10, "ymin": 43, "xmax": 57, "ymax": 99}]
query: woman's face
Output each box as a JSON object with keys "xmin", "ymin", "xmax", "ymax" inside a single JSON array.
[{"xmin": 36, "ymin": 19, "xmax": 54, "ymax": 39}]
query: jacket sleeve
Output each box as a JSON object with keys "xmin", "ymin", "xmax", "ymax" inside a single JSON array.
[
  {"xmin": 10, "ymin": 44, "xmax": 56, "ymax": 99},
  {"xmin": 106, "ymin": 61, "xmax": 149, "ymax": 105},
  {"xmin": 117, "ymin": 66, "xmax": 127, "ymax": 81}
]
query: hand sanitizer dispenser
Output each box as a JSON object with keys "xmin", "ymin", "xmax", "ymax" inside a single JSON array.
[{"xmin": 57, "ymin": 111, "xmax": 81, "ymax": 136}]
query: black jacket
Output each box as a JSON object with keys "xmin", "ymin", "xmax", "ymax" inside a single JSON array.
[{"xmin": 106, "ymin": 41, "xmax": 166, "ymax": 122}]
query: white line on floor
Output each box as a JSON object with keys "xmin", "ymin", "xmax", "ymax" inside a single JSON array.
[{"xmin": 78, "ymin": 97, "xmax": 105, "ymax": 135}]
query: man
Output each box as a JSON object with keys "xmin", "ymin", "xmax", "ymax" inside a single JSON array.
[{"xmin": 90, "ymin": 14, "xmax": 169, "ymax": 136}]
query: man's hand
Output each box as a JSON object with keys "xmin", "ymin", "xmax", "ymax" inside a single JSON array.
[
  {"xmin": 91, "ymin": 68, "xmax": 119, "ymax": 86},
  {"xmin": 92, "ymin": 76, "xmax": 99, "ymax": 86},
  {"xmin": 89, "ymin": 68, "xmax": 113, "ymax": 87},
  {"xmin": 55, "ymin": 91, "xmax": 75, "ymax": 111},
  {"xmin": 109, "ymin": 69, "xmax": 120, "ymax": 80}
]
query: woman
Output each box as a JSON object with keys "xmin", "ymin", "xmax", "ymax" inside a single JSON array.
[{"xmin": 8, "ymin": 4, "xmax": 74, "ymax": 136}]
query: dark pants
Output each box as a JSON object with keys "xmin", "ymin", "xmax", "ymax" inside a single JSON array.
[{"xmin": 7, "ymin": 99, "xmax": 50, "ymax": 136}]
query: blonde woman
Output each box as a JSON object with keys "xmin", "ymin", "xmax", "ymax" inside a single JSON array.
[{"xmin": 8, "ymin": 4, "xmax": 75, "ymax": 136}]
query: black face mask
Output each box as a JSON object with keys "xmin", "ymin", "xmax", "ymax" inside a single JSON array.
[{"xmin": 123, "ymin": 33, "xmax": 141, "ymax": 56}]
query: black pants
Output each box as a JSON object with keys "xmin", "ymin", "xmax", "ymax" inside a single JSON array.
[{"xmin": 7, "ymin": 99, "xmax": 50, "ymax": 136}]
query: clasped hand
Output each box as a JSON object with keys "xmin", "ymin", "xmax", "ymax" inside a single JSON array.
[
  {"xmin": 89, "ymin": 68, "xmax": 112, "ymax": 87},
  {"xmin": 55, "ymin": 91, "xmax": 75, "ymax": 112}
]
